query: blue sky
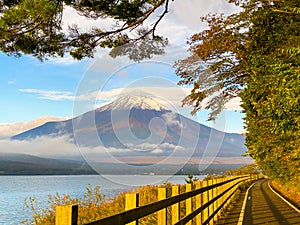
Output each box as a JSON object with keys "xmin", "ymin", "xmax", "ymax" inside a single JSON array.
[
  {"xmin": 0, "ymin": 53, "xmax": 86, "ymax": 122},
  {"xmin": 0, "ymin": 0, "xmax": 245, "ymax": 134}
]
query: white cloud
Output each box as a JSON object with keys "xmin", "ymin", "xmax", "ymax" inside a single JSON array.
[
  {"xmin": 152, "ymin": 149, "xmax": 164, "ymax": 154},
  {"xmin": 62, "ymin": 6, "xmax": 116, "ymax": 32},
  {"xmin": 162, "ymin": 112, "xmax": 182, "ymax": 128},
  {"xmin": 224, "ymin": 97, "xmax": 243, "ymax": 110},
  {"xmin": 152, "ymin": 0, "xmax": 240, "ymax": 46},
  {"xmin": 159, "ymin": 143, "xmax": 185, "ymax": 152},
  {"xmin": 124, "ymin": 142, "xmax": 185, "ymax": 155},
  {"xmin": 19, "ymin": 89, "xmax": 75, "ymax": 101},
  {"xmin": 196, "ymin": 93, "xmax": 243, "ymax": 111},
  {"xmin": 0, "ymin": 136, "xmax": 132, "ymax": 158},
  {"xmin": 153, "ymin": 18, "xmax": 195, "ymax": 46},
  {"xmin": 0, "ymin": 135, "xmax": 185, "ymax": 160},
  {"xmin": 47, "ymin": 54, "xmax": 79, "ymax": 65},
  {"xmin": 0, "ymin": 116, "xmax": 70, "ymax": 138},
  {"xmin": 80, "ymin": 145, "xmax": 132, "ymax": 155},
  {"xmin": 170, "ymin": 0, "xmax": 240, "ymax": 28},
  {"xmin": 0, "ymin": 136, "xmax": 78, "ymax": 156},
  {"xmin": 7, "ymin": 80, "xmax": 16, "ymax": 84},
  {"xmin": 238, "ymin": 130, "xmax": 247, "ymax": 135},
  {"xmin": 87, "ymin": 51, "xmax": 129, "ymax": 75}
]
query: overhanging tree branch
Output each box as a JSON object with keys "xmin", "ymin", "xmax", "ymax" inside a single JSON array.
[{"xmin": 0, "ymin": 0, "xmax": 170, "ymax": 60}]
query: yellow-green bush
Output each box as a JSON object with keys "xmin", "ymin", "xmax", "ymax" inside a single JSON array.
[{"xmin": 22, "ymin": 182, "xmax": 178, "ymax": 225}]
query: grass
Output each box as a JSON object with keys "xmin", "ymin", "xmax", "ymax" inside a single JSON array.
[{"xmin": 22, "ymin": 182, "xmax": 175, "ymax": 225}]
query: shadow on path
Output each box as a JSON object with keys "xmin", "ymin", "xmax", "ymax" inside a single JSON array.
[
  {"xmin": 217, "ymin": 179, "xmax": 300, "ymax": 225},
  {"xmin": 243, "ymin": 179, "xmax": 300, "ymax": 225}
]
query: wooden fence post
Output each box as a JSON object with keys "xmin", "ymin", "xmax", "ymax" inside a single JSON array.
[
  {"xmin": 202, "ymin": 180, "xmax": 209, "ymax": 223},
  {"xmin": 157, "ymin": 188, "xmax": 167, "ymax": 225},
  {"xmin": 195, "ymin": 181, "xmax": 202, "ymax": 225},
  {"xmin": 125, "ymin": 193, "xmax": 139, "ymax": 225},
  {"xmin": 55, "ymin": 205, "xmax": 78, "ymax": 225},
  {"xmin": 218, "ymin": 178, "xmax": 223, "ymax": 217},
  {"xmin": 221, "ymin": 178, "xmax": 226, "ymax": 208},
  {"xmin": 172, "ymin": 185, "xmax": 180, "ymax": 224},
  {"xmin": 213, "ymin": 179, "xmax": 218, "ymax": 222},
  {"xmin": 208, "ymin": 179, "xmax": 214, "ymax": 225},
  {"xmin": 186, "ymin": 183, "xmax": 192, "ymax": 225},
  {"xmin": 224, "ymin": 178, "xmax": 230, "ymax": 209}
]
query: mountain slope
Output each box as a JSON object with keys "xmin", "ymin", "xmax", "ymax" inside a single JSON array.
[{"xmin": 12, "ymin": 95, "xmax": 247, "ymax": 158}]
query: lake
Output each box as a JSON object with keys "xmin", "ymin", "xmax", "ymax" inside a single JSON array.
[{"xmin": 0, "ymin": 174, "xmax": 206, "ymax": 225}]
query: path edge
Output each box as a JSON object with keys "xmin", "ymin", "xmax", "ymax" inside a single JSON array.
[
  {"xmin": 268, "ymin": 181, "xmax": 300, "ymax": 214},
  {"xmin": 237, "ymin": 181, "xmax": 257, "ymax": 225}
]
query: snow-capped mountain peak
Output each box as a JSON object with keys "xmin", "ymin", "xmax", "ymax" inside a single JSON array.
[{"xmin": 98, "ymin": 95, "xmax": 169, "ymax": 111}]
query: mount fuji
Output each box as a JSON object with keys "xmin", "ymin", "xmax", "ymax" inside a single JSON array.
[{"xmin": 12, "ymin": 95, "xmax": 247, "ymax": 159}]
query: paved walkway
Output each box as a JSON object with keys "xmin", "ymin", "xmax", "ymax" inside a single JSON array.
[
  {"xmin": 218, "ymin": 179, "xmax": 300, "ymax": 225},
  {"xmin": 215, "ymin": 189, "xmax": 247, "ymax": 225},
  {"xmin": 242, "ymin": 179, "xmax": 300, "ymax": 224}
]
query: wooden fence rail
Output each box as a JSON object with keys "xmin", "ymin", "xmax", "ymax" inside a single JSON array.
[{"xmin": 56, "ymin": 174, "xmax": 261, "ymax": 225}]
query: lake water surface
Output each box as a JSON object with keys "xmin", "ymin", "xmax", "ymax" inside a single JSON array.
[{"xmin": 0, "ymin": 175, "xmax": 205, "ymax": 224}]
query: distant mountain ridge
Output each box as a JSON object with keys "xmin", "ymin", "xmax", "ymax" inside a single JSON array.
[
  {"xmin": 0, "ymin": 153, "xmax": 95, "ymax": 175},
  {"xmin": 12, "ymin": 95, "xmax": 247, "ymax": 158},
  {"xmin": 0, "ymin": 153, "xmax": 250, "ymax": 175}
]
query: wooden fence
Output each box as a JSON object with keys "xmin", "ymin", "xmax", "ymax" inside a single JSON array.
[{"xmin": 56, "ymin": 175, "xmax": 260, "ymax": 225}]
